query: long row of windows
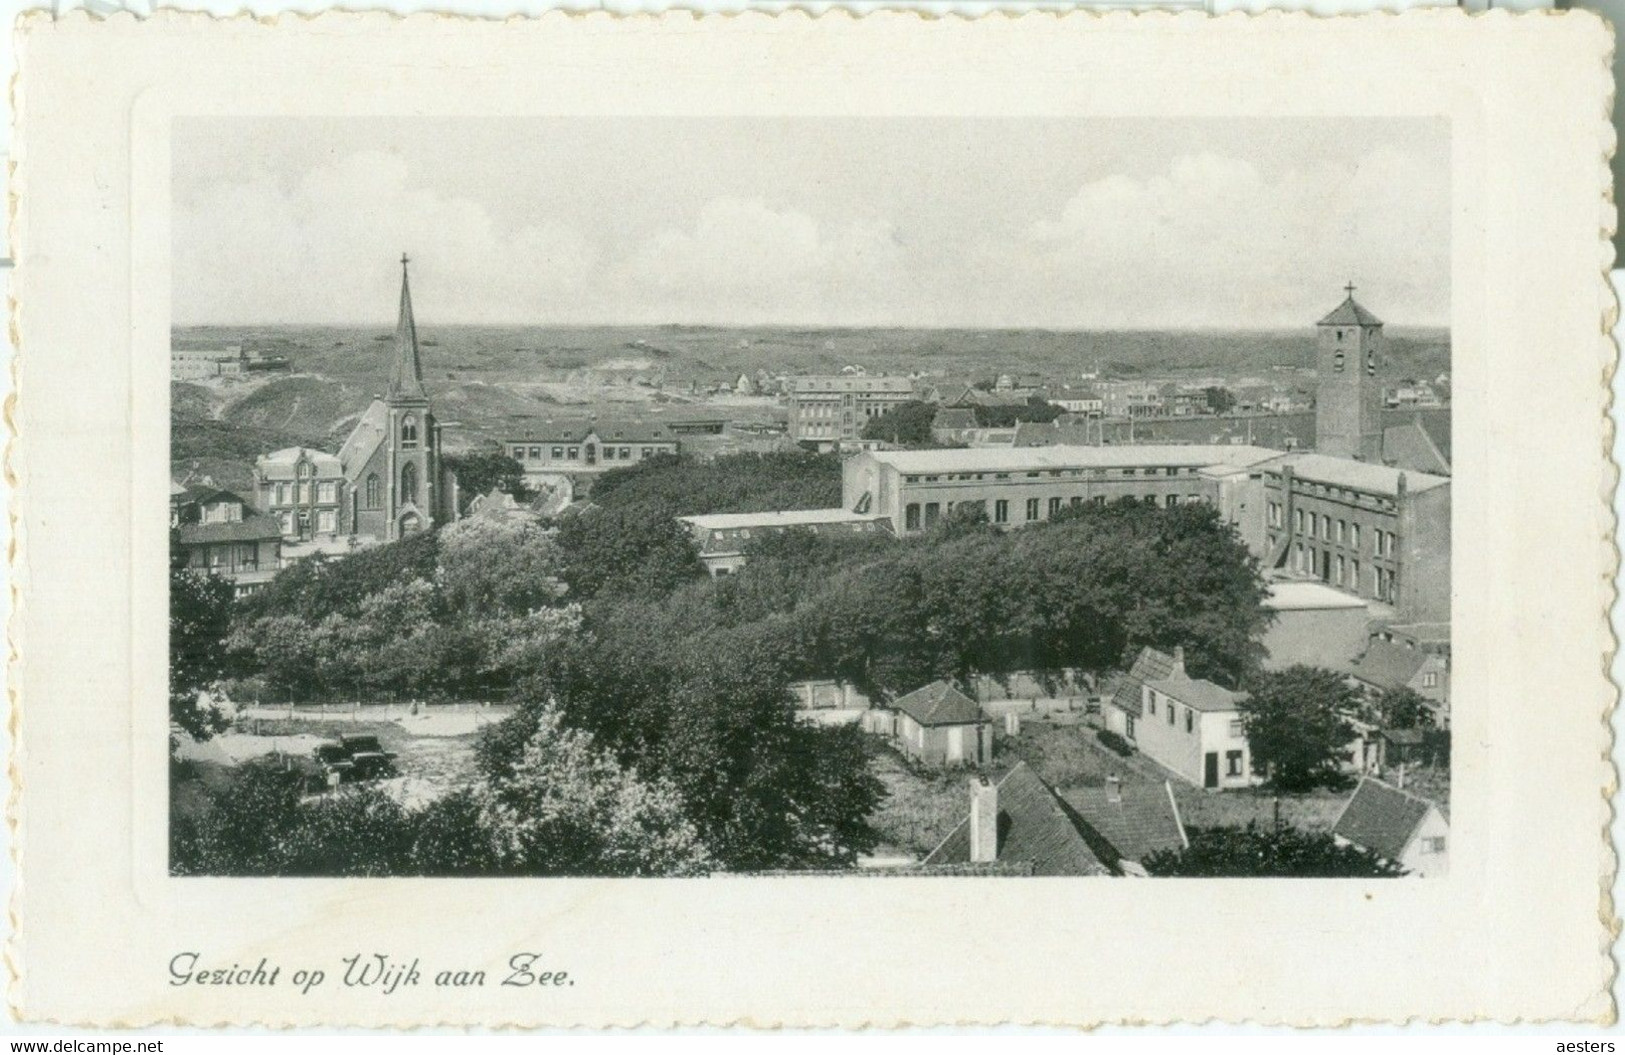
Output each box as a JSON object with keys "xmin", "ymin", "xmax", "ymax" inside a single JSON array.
[
  {"xmin": 511, "ymin": 445, "xmax": 664, "ymax": 461},
  {"xmin": 1289, "ymin": 542, "xmax": 1399, "ymax": 602},
  {"xmin": 904, "ymin": 492, "xmax": 1205, "ymax": 531},
  {"xmin": 271, "ymin": 481, "xmax": 339, "ymax": 506},
  {"xmin": 1269, "ymin": 501, "xmax": 1398, "ymax": 559}
]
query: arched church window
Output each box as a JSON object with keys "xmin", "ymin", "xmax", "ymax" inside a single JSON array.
[
  {"xmin": 401, "ymin": 415, "xmax": 419, "ymax": 447},
  {"xmin": 1333, "ymin": 351, "xmax": 1345, "ymax": 373},
  {"xmin": 401, "ymin": 462, "xmax": 418, "ymax": 505},
  {"xmin": 1366, "ymin": 350, "xmax": 1377, "ymax": 377},
  {"xmin": 366, "ymin": 473, "xmax": 380, "ymax": 509}
]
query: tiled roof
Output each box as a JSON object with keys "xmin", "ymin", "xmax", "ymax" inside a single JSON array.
[
  {"xmin": 1317, "ymin": 295, "xmax": 1384, "ymax": 328},
  {"xmin": 176, "ymin": 514, "xmax": 283, "ymax": 545},
  {"xmin": 1270, "ymin": 452, "xmax": 1450, "ymax": 496},
  {"xmin": 1332, "ymin": 778, "xmax": 1437, "ymax": 861},
  {"xmin": 1061, "ymin": 781, "xmax": 1189, "ymax": 866},
  {"xmin": 1349, "ymin": 640, "xmax": 1430, "ymax": 692},
  {"xmin": 1144, "ymin": 671, "xmax": 1244, "ymax": 713},
  {"xmin": 924, "ymin": 763, "xmax": 1112, "ymax": 876},
  {"xmin": 888, "ymin": 680, "xmax": 985, "ymax": 727},
  {"xmin": 1109, "ymin": 646, "xmax": 1176, "ymax": 715},
  {"xmin": 1012, "ymin": 420, "xmax": 1100, "ymax": 447}
]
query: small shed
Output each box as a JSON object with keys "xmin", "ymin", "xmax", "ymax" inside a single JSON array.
[{"xmin": 883, "ymin": 680, "xmax": 992, "ymax": 767}]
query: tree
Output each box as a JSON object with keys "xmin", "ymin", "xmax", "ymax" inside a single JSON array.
[
  {"xmin": 554, "ymin": 506, "xmax": 703, "ymax": 601},
  {"xmin": 1204, "ymin": 386, "xmax": 1237, "ymax": 415},
  {"xmin": 476, "ymin": 703, "xmax": 712, "ymax": 876},
  {"xmin": 1239, "ymin": 666, "xmax": 1359, "ymax": 792},
  {"xmin": 170, "ymin": 568, "xmax": 236, "ymax": 739},
  {"xmin": 438, "ymin": 516, "xmax": 567, "ymax": 617},
  {"xmin": 1368, "ymin": 686, "xmax": 1433, "ymax": 730},
  {"xmin": 860, "ymin": 401, "xmax": 938, "ymax": 446},
  {"xmin": 444, "ymin": 449, "xmax": 529, "ymax": 510},
  {"xmin": 588, "ymin": 451, "xmax": 842, "ymax": 517},
  {"xmin": 972, "ymin": 396, "xmax": 1064, "ymax": 428},
  {"xmin": 1143, "ymin": 823, "xmax": 1405, "ymax": 877}
]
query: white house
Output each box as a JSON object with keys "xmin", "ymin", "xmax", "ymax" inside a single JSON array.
[
  {"xmin": 1109, "ymin": 647, "xmax": 1255, "ymax": 790},
  {"xmin": 1331, "ymin": 777, "xmax": 1449, "ymax": 877}
]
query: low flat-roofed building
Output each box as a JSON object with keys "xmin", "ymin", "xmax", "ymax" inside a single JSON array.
[
  {"xmin": 842, "ymin": 444, "xmax": 1284, "ymax": 537},
  {"xmin": 678, "ymin": 508, "xmax": 892, "ymax": 577},
  {"xmin": 1259, "ymin": 581, "xmax": 1372, "ymax": 672}
]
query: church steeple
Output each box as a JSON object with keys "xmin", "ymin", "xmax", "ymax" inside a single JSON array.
[{"xmin": 388, "ymin": 253, "xmax": 428, "ymax": 403}]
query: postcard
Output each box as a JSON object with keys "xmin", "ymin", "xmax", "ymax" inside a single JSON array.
[{"xmin": 8, "ymin": 9, "xmax": 1616, "ymax": 1026}]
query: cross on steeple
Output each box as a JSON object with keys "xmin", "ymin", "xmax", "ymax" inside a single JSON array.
[
  {"xmin": 1345, "ymin": 281, "xmax": 1357, "ymax": 297},
  {"xmin": 401, "ymin": 252, "xmax": 410, "ymax": 269}
]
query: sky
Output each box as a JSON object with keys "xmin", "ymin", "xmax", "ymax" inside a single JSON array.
[{"xmin": 173, "ymin": 116, "xmax": 1451, "ymax": 330}]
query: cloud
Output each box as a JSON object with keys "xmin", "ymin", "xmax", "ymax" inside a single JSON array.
[
  {"xmin": 173, "ymin": 150, "xmax": 598, "ymax": 324},
  {"xmin": 174, "ymin": 143, "xmax": 1447, "ymax": 328},
  {"xmin": 614, "ymin": 197, "xmax": 906, "ymax": 323},
  {"xmin": 1016, "ymin": 149, "xmax": 1449, "ymax": 327}
]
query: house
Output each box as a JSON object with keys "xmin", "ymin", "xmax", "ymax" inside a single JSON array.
[
  {"xmin": 170, "ymin": 485, "xmax": 283, "ymax": 597},
  {"xmin": 1349, "ymin": 638, "xmax": 1450, "ymax": 726},
  {"xmin": 876, "ymin": 680, "xmax": 993, "ymax": 767},
  {"xmin": 1106, "ymin": 647, "xmax": 1255, "ymax": 790},
  {"xmin": 929, "ymin": 407, "xmax": 980, "ymax": 445},
  {"xmin": 466, "ymin": 487, "xmax": 545, "ymax": 525},
  {"xmin": 1331, "ymin": 777, "xmax": 1449, "ymax": 877},
  {"xmin": 1061, "ymin": 777, "xmax": 1189, "ymax": 876},
  {"xmin": 1104, "ymin": 645, "xmax": 1178, "ymax": 744},
  {"xmin": 922, "ymin": 764, "xmax": 1113, "ymax": 876},
  {"xmin": 677, "ymin": 509, "xmax": 892, "ymax": 577}
]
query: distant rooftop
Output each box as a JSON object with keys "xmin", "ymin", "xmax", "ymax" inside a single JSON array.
[
  {"xmin": 863, "ymin": 444, "xmax": 1285, "ymax": 476},
  {"xmin": 1143, "ymin": 671, "xmax": 1244, "ymax": 713},
  {"xmin": 790, "ymin": 376, "xmax": 915, "ymax": 394}
]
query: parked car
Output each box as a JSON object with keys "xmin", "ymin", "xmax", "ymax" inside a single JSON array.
[
  {"xmin": 338, "ymin": 735, "xmax": 398, "ymax": 780},
  {"xmin": 310, "ymin": 735, "xmax": 398, "ymax": 789}
]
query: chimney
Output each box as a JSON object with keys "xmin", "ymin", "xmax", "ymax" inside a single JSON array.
[
  {"xmin": 1395, "ymin": 763, "xmax": 1407, "ymax": 790},
  {"xmin": 1171, "ymin": 646, "xmax": 1186, "ymax": 676},
  {"xmin": 1106, "ymin": 775, "xmax": 1122, "ymax": 804},
  {"xmin": 969, "ymin": 776, "xmax": 998, "ymax": 864}
]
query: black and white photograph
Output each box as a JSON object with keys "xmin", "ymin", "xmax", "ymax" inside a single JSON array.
[{"xmin": 166, "ymin": 115, "xmax": 1453, "ymax": 880}]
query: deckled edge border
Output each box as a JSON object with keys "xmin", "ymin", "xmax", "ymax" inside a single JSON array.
[{"xmin": 4, "ymin": 4, "xmax": 1620, "ymax": 1030}]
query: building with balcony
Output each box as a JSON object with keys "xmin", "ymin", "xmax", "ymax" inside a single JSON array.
[{"xmin": 170, "ymin": 485, "xmax": 283, "ymax": 596}]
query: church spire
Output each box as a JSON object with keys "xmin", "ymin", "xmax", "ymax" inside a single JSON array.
[{"xmin": 388, "ymin": 252, "xmax": 428, "ymax": 402}]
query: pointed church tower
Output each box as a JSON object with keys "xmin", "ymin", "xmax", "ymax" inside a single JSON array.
[
  {"xmin": 383, "ymin": 253, "xmax": 439, "ymax": 537},
  {"xmin": 1314, "ymin": 283, "xmax": 1385, "ymax": 462}
]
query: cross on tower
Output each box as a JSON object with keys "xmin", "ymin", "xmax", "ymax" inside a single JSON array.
[
  {"xmin": 1345, "ymin": 281, "xmax": 1356, "ymax": 297},
  {"xmin": 401, "ymin": 252, "xmax": 411, "ymax": 269}
]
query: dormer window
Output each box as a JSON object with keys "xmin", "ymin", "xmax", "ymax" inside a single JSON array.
[{"xmin": 401, "ymin": 414, "xmax": 419, "ymax": 447}]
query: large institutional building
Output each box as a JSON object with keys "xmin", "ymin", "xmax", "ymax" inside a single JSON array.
[
  {"xmin": 787, "ymin": 375, "xmax": 917, "ymax": 450},
  {"xmin": 253, "ymin": 256, "xmax": 459, "ymax": 545}
]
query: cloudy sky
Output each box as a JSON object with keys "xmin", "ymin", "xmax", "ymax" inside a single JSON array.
[{"xmin": 173, "ymin": 117, "xmax": 1450, "ymax": 329}]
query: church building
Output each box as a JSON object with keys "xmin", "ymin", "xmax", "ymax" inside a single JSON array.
[
  {"xmin": 1314, "ymin": 283, "xmax": 1386, "ymax": 463},
  {"xmin": 255, "ymin": 255, "xmax": 458, "ymax": 545}
]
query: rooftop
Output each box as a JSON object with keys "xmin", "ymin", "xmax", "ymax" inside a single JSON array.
[
  {"xmin": 680, "ymin": 509, "xmax": 887, "ymax": 532},
  {"xmin": 1061, "ymin": 781, "xmax": 1189, "ymax": 867},
  {"xmin": 924, "ymin": 763, "xmax": 1112, "ymax": 877},
  {"xmin": 1270, "ymin": 452, "xmax": 1450, "ymax": 497},
  {"xmin": 506, "ymin": 419, "xmax": 677, "ymax": 444},
  {"xmin": 1317, "ymin": 294, "xmax": 1385, "ymax": 328},
  {"xmin": 1109, "ymin": 646, "xmax": 1178, "ymax": 715},
  {"xmin": 1144, "ymin": 671, "xmax": 1245, "ymax": 713},
  {"xmin": 176, "ymin": 514, "xmax": 284, "ymax": 546},
  {"xmin": 257, "ymin": 447, "xmax": 344, "ymax": 476},
  {"xmin": 1332, "ymin": 777, "xmax": 1441, "ymax": 862},
  {"xmin": 1264, "ymin": 581, "xmax": 1371, "ymax": 612},
  {"xmin": 1349, "ymin": 640, "xmax": 1431, "ymax": 691},
  {"xmin": 790, "ymin": 376, "xmax": 915, "ymax": 394},
  {"xmin": 863, "ymin": 444, "xmax": 1285, "ymax": 476},
  {"xmin": 888, "ymin": 680, "xmax": 985, "ymax": 727}
]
